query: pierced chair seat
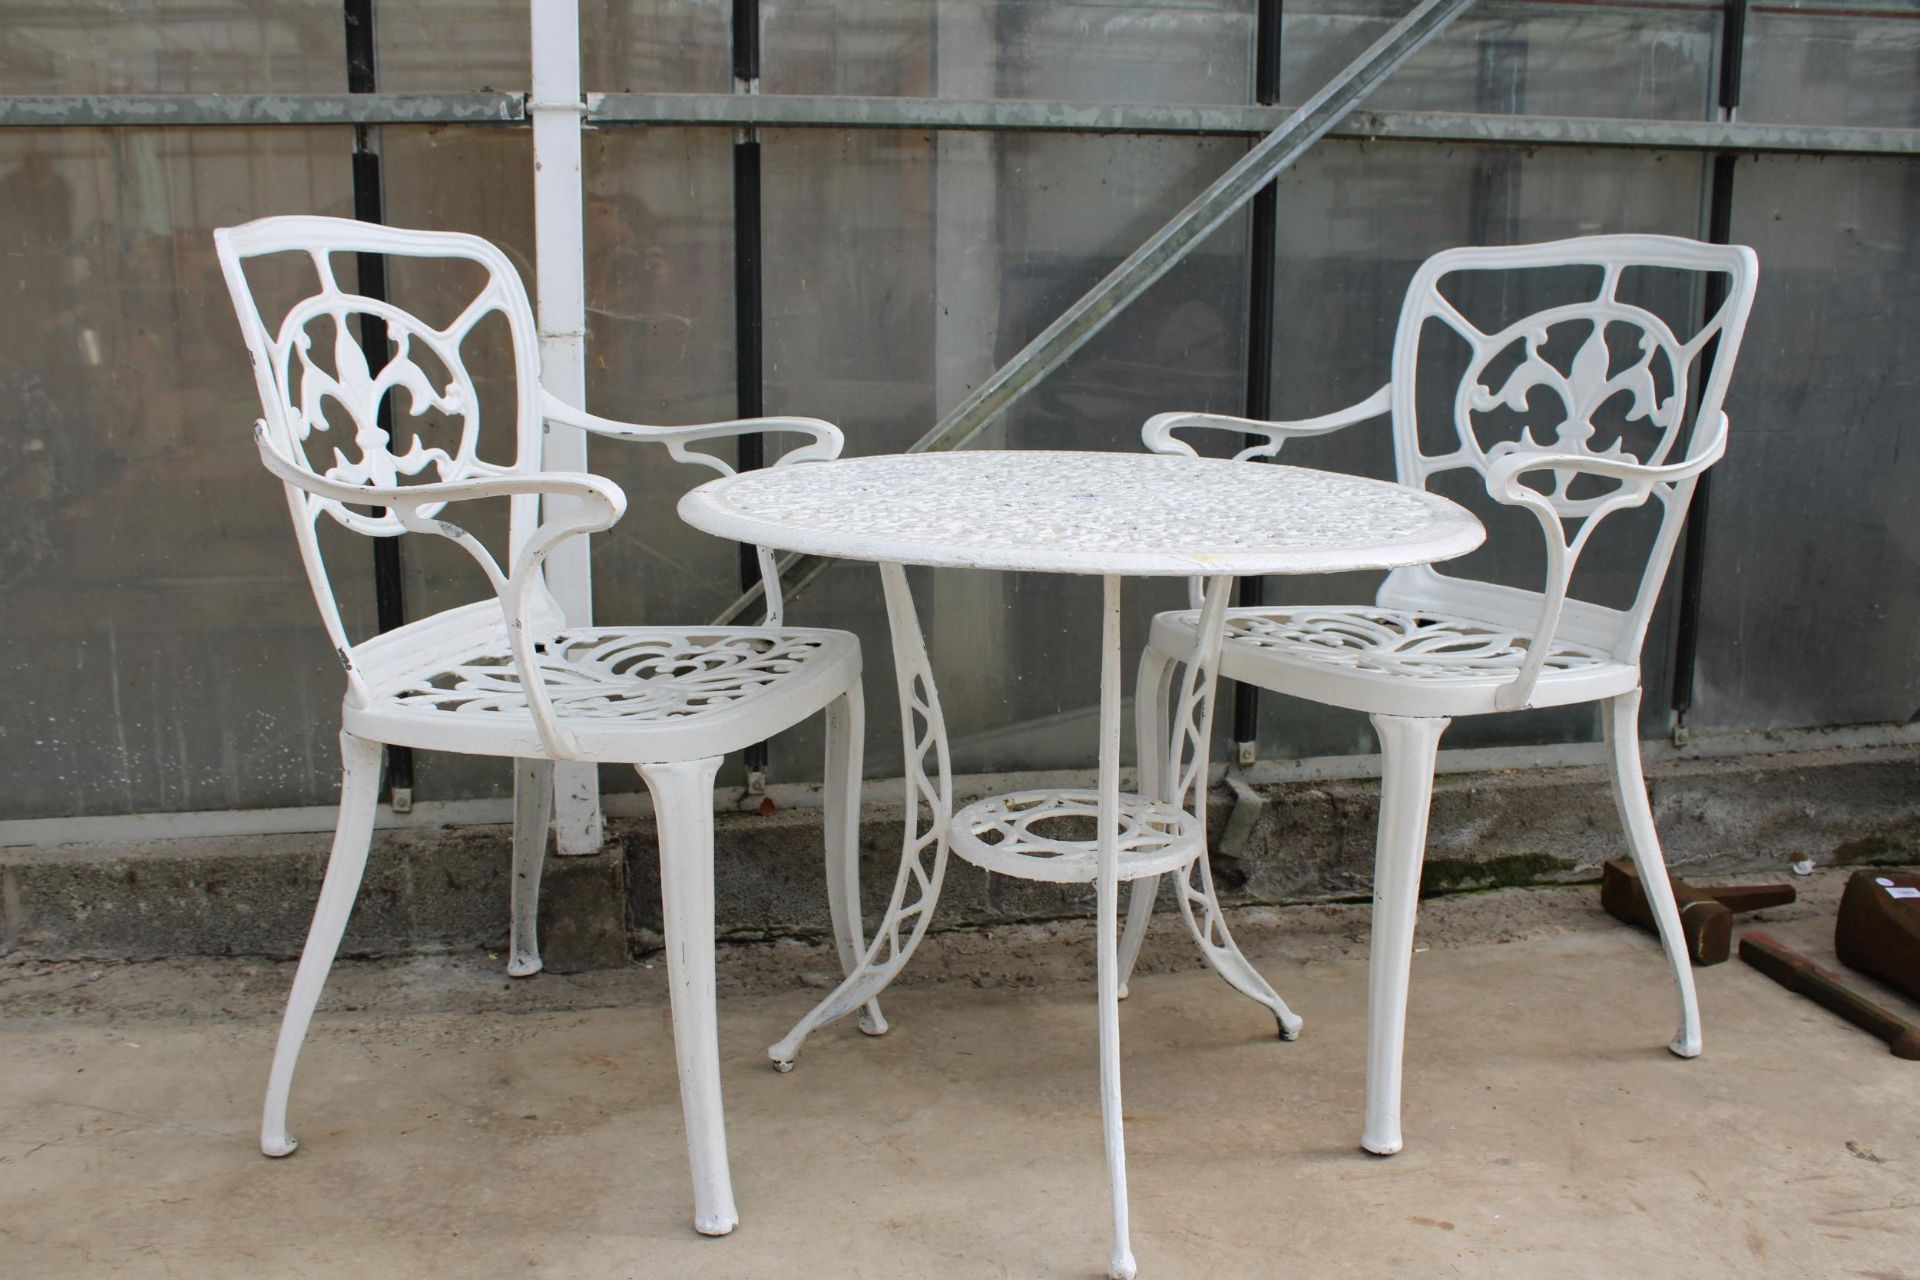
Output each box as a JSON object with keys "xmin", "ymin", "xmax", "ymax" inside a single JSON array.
[
  {"xmin": 1149, "ymin": 603, "xmax": 1637, "ymax": 718},
  {"xmin": 347, "ymin": 601, "xmax": 861, "ymax": 763}
]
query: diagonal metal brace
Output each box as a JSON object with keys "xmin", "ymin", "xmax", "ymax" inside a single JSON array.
[{"xmin": 712, "ymin": 0, "xmax": 1476, "ymax": 624}]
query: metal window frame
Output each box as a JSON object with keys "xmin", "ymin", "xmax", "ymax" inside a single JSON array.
[{"xmin": 4, "ymin": 92, "xmax": 1917, "ymax": 156}]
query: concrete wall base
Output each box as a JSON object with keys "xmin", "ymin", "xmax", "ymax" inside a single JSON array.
[{"xmin": 4, "ymin": 743, "xmax": 1914, "ymax": 966}]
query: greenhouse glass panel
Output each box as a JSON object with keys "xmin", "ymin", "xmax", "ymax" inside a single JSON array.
[
  {"xmin": 0, "ymin": 0, "xmax": 344, "ymax": 95},
  {"xmin": 1742, "ymin": 1, "xmax": 1920, "ymax": 129},
  {"xmin": 0, "ymin": 127, "xmax": 356, "ymax": 820},
  {"xmin": 1282, "ymin": 0, "xmax": 1718, "ymax": 121},
  {"xmin": 763, "ymin": 0, "xmax": 1254, "ymax": 104},
  {"xmin": 1694, "ymin": 153, "xmax": 1920, "ymax": 732}
]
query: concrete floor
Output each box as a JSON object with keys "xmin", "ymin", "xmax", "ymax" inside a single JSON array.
[{"xmin": 2, "ymin": 871, "xmax": 1916, "ymax": 1278}]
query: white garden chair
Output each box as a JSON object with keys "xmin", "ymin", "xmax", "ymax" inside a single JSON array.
[
  {"xmin": 1133, "ymin": 235, "xmax": 1758, "ymax": 1157},
  {"xmin": 214, "ymin": 214, "xmax": 871, "ymax": 1237}
]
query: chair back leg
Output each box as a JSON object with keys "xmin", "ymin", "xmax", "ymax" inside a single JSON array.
[
  {"xmin": 261, "ymin": 731, "xmax": 384, "ymax": 1158},
  {"xmin": 639, "ymin": 756, "xmax": 740, "ymax": 1237},
  {"xmin": 1116, "ymin": 876, "xmax": 1158, "ymax": 1001},
  {"xmin": 822, "ymin": 686, "xmax": 887, "ymax": 1036},
  {"xmin": 1361, "ymin": 713, "xmax": 1449, "ymax": 1157},
  {"xmin": 508, "ymin": 758, "xmax": 554, "ymax": 978},
  {"xmin": 1603, "ymin": 689, "xmax": 1703, "ymax": 1057}
]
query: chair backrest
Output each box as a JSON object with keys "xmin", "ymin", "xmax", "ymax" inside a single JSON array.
[
  {"xmin": 1381, "ymin": 234, "xmax": 1758, "ymax": 662},
  {"xmin": 214, "ymin": 214, "xmax": 548, "ymax": 664}
]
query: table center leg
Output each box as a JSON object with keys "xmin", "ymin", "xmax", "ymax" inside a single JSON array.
[
  {"xmin": 1095, "ymin": 574, "xmax": 1136, "ymax": 1280},
  {"xmin": 769, "ymin": 561, "xmax": 954, "ymax": 1070}
]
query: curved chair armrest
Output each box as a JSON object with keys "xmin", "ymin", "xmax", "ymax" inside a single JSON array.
[
  {"xmin": 542, "ymin": 390, "xmax": 844, "ymax": 473},
  {"xmin": 1484, "ymin": 410, "xmax": 1727, "ymax": 499},
  {"xmin": 1482, "ymin": 411, "xmax": 1728, "ymax": 711},
  {"xmin": 1141, "ymin": 384, "xmax": 1391, "ymax": 461},
  {"xmin": 256, "ymin": 423, "xmax": 627, "ymax": 759},
  {"xmin": 542, "ymin": 390, "xmax": 843, "ymax": 625}
]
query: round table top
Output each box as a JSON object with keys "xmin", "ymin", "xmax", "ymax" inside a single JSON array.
[{"xmin": 678, "ymin": 450, "xmax": 1484, "ymax": 577}]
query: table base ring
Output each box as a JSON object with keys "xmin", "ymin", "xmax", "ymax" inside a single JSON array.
[{"xmin": 951, "ymin": 789, "xmax": 1203, "ymax": 885}]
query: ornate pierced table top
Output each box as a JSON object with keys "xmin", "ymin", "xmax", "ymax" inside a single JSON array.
[{"xmin": 680, "ymin": 450, "xmax": 1483, "ymax": 576}]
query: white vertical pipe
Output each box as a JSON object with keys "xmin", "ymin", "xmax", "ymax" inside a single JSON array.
[
  {"xmin": 1095, "ymin": 574, "xmax": 1136, "ymax": 1280},
  {"xmin": 531, "ymin": 0, "xmax": 604, "ymax": 854}
]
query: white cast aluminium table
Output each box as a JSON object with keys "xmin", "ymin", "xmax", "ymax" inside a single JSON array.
[{"xmin": 680, "ymin": 449, "xmax": 1482, "ymax": 1277}]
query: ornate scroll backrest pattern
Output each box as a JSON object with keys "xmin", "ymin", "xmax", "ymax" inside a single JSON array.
[
  {"xmin": 1386, "ymin": 235, "xmax": 1758, "ymax": 656},
  {"xmin": 215, "ymin": 215, "xmax": 548, "ymax": 660}
]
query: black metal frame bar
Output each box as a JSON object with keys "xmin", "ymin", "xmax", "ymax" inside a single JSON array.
[
  {"xmin": 1231, "ymin": 0, "xmax": 1286, "ymax": 755},
  {"xmin": 345, "ymin": 0, "xmax": 413, "ymax": 809},
  {"xmin": 733, "ymin": 0, "xmax": 771, "ymax": 784},
  {"xmin": 1669, "ymin": 0, "xmax": 1750, "ymax": 730}
]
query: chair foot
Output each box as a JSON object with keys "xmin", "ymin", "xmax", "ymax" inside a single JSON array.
[
  {"xmin": 1109, "ymin": 1250, "xmax": 1138, "ymax": 1280},
  {"xmin": 260, "ymin": 1132, "xmax": 299, "ymax": 1159},
  {"xmin": 1361, "ymin": 1134, "xmax": 1402, "ymax": 1157},
  {"xmin": 1276, "ymin": 1011, "xmax": 1301, "ymax": 1041},
  {"xmin": 694, "ymin": 1212, "xmax": 739, "ymax": 1238},
  {"xmin": 770, "ymin": 1055, "xmax": 796, "ymax": 1074},
  {"xmin": 1668, "ymin": 1032, "xmax": 1702, "ymax": 1059},
  {"xmin": 857, "ymin": 1008, "xmax": 889, "ymax": 1037},
  {"xmin": 506, "ymin": 953, "xmax": 544, "ymax": 978}
]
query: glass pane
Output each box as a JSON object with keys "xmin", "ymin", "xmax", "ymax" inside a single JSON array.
[
  {"xmin": 582, "ymin": 129, "xmax": 741, "ymax": 628},
  {"xmin": 583, "ymin": 0, "xmax": 732, "ymax": 93},
  {"xmin": 1251, "ymin": 140, "xmax": 1709, "ymax": 759},
  {"xmin": 760, "ymin": 128, "xmax": 1249, "ymax": 778},
  {"xmin": 376, "ymin": 0, "xmax": 528, "ymax": 92},
  {"xmin": 1283, "ymin": 0, "xmax": 1718, "ymax": 120},
  {"xmin": 0, "ymin": 0, "xmax": 344, "ymax": 94},
  {"xmin": 1694, "ymin": 153, "xmax": 1920, "ymax": 731},
  {"xmin": 0, "ymin": 128, "xmax": 356, "ymax": 820},
  {"xmin": 1741, "ymin": 2, "xmax": 1920, "ymax": 128},
  {"xmin": 376, "ymin": 0, "xmax": 730, "ymax": 94},
  {"xmin": 763, "ymin": 0, "xmax": 1254, "ymax": 104}
]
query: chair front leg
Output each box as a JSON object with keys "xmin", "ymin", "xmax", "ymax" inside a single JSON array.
[
  {"xmin": 822, "ymin": 685, "xmax": 887, "ymax": 1036},
  {"xmin": 262, "ymin": 731, "xmax": 384, "ymax": 1158},
  {"xmin": 1361, "ymin": 713, "xmax": 1449, "ymax": 1157},
  {"xmin": 508, "ymin": 758, "xmax": 554, "ymax": 977},
  {"xmin": 1603, "ymin": 688, "xmax": 1702, "ymax": 1058},
  {"xmin": 638, "ymin": 756, "xmax": 739, "ymax": 1237}
]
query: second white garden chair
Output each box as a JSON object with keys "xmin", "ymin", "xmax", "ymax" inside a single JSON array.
[
  {"xmin": 1133, "ymin": 235, "xmax": 1758, "ymax": 1156},
  {"xmin": 215, "ymin": 214, "xmax": 874, "ymax": 1237}
]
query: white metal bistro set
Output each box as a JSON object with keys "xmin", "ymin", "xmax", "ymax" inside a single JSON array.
[{"xmin": 216, "ymin": 215, "xmax": 1757, "ymax": 1278}]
